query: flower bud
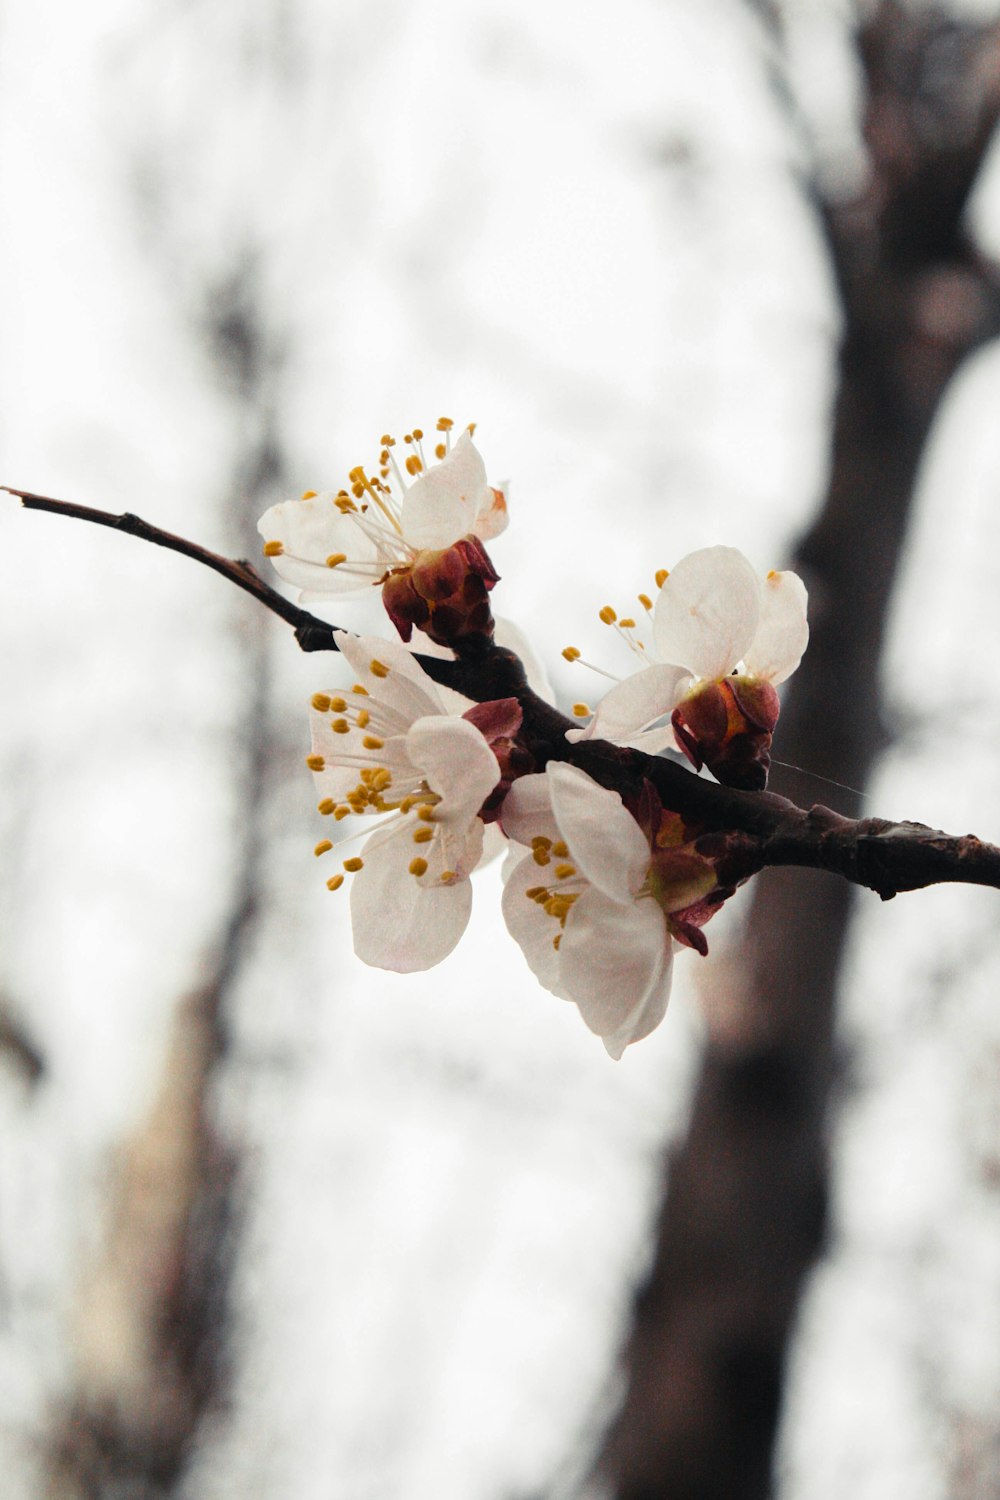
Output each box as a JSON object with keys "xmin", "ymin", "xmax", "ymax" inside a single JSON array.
[
  {"xmin": 671, "ymin": 674, "xmax": 781, "ymax": 791},
  {"xmin": 382, "ymin": 535, "xmax": 500, "ymax": 648}
]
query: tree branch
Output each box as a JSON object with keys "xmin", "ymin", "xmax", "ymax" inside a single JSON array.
[{"xmin": 7, "ymin": 484, "xmax": 1000, "ymax": 903}]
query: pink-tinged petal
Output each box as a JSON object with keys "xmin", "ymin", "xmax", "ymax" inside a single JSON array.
[
  {"xmin": 499, "ymin": 772, "xmax": 560, "ymax": 847},
  {"xmin": 743, "ymin": 569, "xmax": 809, "ymax": 684},
  {"xmin": 400, "ymin": 432, "xmax": 490, "ymax": 549},
  {"xmin": 547, "ymin": 763, "xmax": 649, "ymax": 904},
  {"xmin": 500, "ymin": 849, "xmax": 568, "ymax": 998},
  {"xmin": 406, "ymin": 715, "xmax": 500, "ymax": 825},
  {"xmin": 257, "ymin": 495, "xmax": 383, "ymax": 594},
  {"xmin": 473, "ymin": 481, "xmax": 510, "ymax": 540},
  {"xmin": 584, "ymin": 663, "xmax": 691, "ymax": 745},
  {"xmin": 653, "ymin": 546, "xmax": 762, "ymax": 680},
  {"xmin": 601, "ymin": 945, "xmax": 674, "ymax": 1060},
  {"xmin": 334, "ymin": 631, "xmax": 444, "ymax": 718},
  {"xmin": 558, "ymin": 888, "xmax": 668, "ymax": 1047},
  {"xmin": 350, "ymin": 823, "xmax": 472, "ymax": 972},
  {"xmin": 493, "ymin": 616, "xmax": 554, "ymax": 702}
]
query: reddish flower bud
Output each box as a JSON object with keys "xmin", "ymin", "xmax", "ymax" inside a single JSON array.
[
  {"xmin": 381, "ymin": 535, "xmax": 500, "ymax": 648},
  {"xmin": 463, "ymin": 698, "xmax": 535, "ymax": 822},
  {"xmin": 671, "ymin": 674, "xmax": 781, "ymax": 791}
]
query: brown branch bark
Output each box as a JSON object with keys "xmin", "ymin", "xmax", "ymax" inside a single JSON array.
[{"xmin": 597, "ymin": 7, "xmax": 1000, "ymax": 1500}]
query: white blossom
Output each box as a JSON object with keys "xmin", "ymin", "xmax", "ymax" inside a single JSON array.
[
  {"xmin": 567, "ymin": 546, "xmax": 808, "ymax": 754},
  {"xmin": 501, "ymin": 764, "xmax": 683, "ymax": 1058},
  {"xmin": 310, "ymin": 632, "xmax": 501, "ymax": 972},
  {"xmin": 257, "ymin": 424, "xmax": 507, "ymax": 604}
]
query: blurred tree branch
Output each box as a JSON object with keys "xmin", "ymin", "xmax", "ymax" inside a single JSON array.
[{"xmin": 596, "ymin": 5, "xmax": 1000, "ymax": 1500}]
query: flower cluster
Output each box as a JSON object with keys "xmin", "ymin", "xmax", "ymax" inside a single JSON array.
[{"xmin": 261, "ymin": 423, "xmax": 809, "ymax": 1056}]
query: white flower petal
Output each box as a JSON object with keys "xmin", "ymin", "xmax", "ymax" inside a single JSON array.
[
  {"xmin": 559, "ymin": 889, "xmax": 668, "ymax": 1049},
  {"xmin": 500, "ymin": 849, "xmax": 568, "ymax": 998},
  {"xmin": 334, "ymin": 631, "xmax": 444, "ymax": 718},
  {"xmin": 473, "ymin": 480, "xmax": 509, "ymax": 540},
  {"xmin": 743, "ymin": 569, "xmax": 809, "ymax": 684},
  {"xmin": 350, "ymin": 822, "xmax": 473, "ymax": 971},
  {"xmin": 400, "ymin": 431, "xmax": 490, "ymax": 548},
  {"xmin": 547, "ymin": 763, "xmax": 649, "ymax": 904},
  {"xmin": 601, "ymin": 947, "xmax": 674, "ymax": 1059},
  {"xmin": 499, "ymin": 772, "xmax": 561, "ymax": 847},
  {"xmin": 493, "ymin": 616, "xmax": 554, "ymax": 702},
  {"xmin": 257, "ymin": 495, "xmax": 383, "ymax": 593},
  {"xmin": 583, "ymin": 663, "xmax": 691, "ymax": 745},
  {"xmin": 653, "ymin": 546, "xmax": 762, "ymax": 680},
  {"xmin": 406, "ymin": 715, "xmax": 500, "ymax": 826}
]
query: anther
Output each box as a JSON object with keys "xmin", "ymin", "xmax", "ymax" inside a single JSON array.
[
  {"xmin": 306, "ymin": 754, "xmax": 325, "ymax": 771},
  {"xmin": 437, "ymin": 417, "xmax": 454, "ymax": 431},
  {"xmin": 356, "ymin": 709, "xmax": 370, "ymax": 728},
  {"xmin": 362, "ymin": 735, "xmax": 384, "ymax": 750},
  {"xmin": 572, "ymin": 703, "xmax": 591, "ymax": 718},
  {"xmin": 619, "ymin": 617, "xmax": 636, "ymax": 630},
  {"xmin": 638, "ymin": 593, "xmax": 653, "ymax": 611},
  {"xmin": 301, "ymin": 490, "xmax": 318, "ymax": 500},
  {"xmin": 409, "ymin": 857, "xmax": 428, "ymax": 877},
  {"xmin": 330, "ymin": 697, "xmax": 347, "ymax": 712},
  {"xmin": 325, "ymin": 552, "xmax": 347, "ymax": 568},
  {"xmin": 331, "ymin": 719, "xmax": 349, "ymax": 734},
  {"xmin": 352, "ymin": 684, "xmax": 369, "ymax": 696},
  {"xmin": 562, "ymin": 646, "xmax": 581, "ymax": 662},
  {"xmin": 416, "ymin": 804, "xmax": 436, "ymax": 822},
  {"xmin": 599, "ymin": 606, "xmax": 617, "ymax": 625},
  {"xmin": 551, "ymin": 841, "xmax": 569, "ymax": 857},
  {"xmin": 655, "ymin": 568, "xmax": 669, "ymax": 588},
  {"xmin": 326, "ymin": 874, "xmax": 344, "ymax": 891},
  {"xmin": 263, "ymin": 540, "xmax": 284, "ymax": 557},
  {"xmin": 532, "ymin": 847, "xmax": 551, "ymax": 866},
  {"xmin": 554, "ymin": 863, "xmax": 576, "ymax": 880},
  {"xmin": 317, "ymin": 798, "xmax": 335, "ymax": 815},
  {"xmin": 314, "ymin": 840, "xmax": 333, "ymax": 856},
  {"xmin": 413, "ymin": 827, "xmax": 434, "ymax": 844},
  {"xmin": 369, "ymin": 660, "xmax": 389, "ymax": 679},
  {"xmin": 311, "ymin": 693, "xmax": 331, "ymax": 712},
  {"xmin": 343, "ymin": 857, "xmax": 364, "ymax": 873}
]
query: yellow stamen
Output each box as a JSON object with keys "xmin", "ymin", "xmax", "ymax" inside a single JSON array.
[
  {"xmin": 352, "ymin": 684, "xmax": 369, "ymax": 696},
  {"xmin": 655, "ymin": 568, "xmax": 669, "ymax": 588},
  {"xmin": 311, "ymin": 693, "xmax": 331, "ymax": 712},
  {"xmin": 409, "ymin": 857, "xmax": 428, "ymax": 877},
  {"xmin": 356, "ymin": 709, "xmax": 370, "ymax": 729},
  {"xmin": 362, "ymin": 735, "xmax": 384, "ymax": 750},
  {"xmin": 551, "ymin": 841, "xmax": 569, "ymax": 857},
  {"xmin": 343, "ymin": 857, "xmax": 364, "ymax": 873},
  {"xmin": 533, "ymin": 848, "xmax": 551, "ymax": 866},
  {"xmin": 416, "ymin": 804, "xmax": 436, "ymax": 822},
  {"xmin": 334, "ymin": 806, "xmax": 351, "ymax": 821},
  {"xmin": 553, "ymin": 933, "xmax": 562, "ymax": 951},
  {"xmin": 306, "ymin": 754, "xmax": 325, "ymax": 771},
  {"xmin": 405, "ymin": 454, "xmax": 423, "ymax": 476},
  {"xmin": 437, "ymin": 416, "xmax": 454, "ymax": 431},
  {"xmin": 562, "ymin": 646, "xmax": 581, "ymax": 661},
  {"xmin": 331, "ymin": 719, "xmax": 349, "ymax": 734},
  {"xmin": 435, "ymin": 443, "xmax": 446, "ymax": 459},
  {"xmin": 638, "ymin": 592, "xmax": 653, "ymax": 611},
  {"xmin": 326, "ymin": 874, "xmax": 344, "ymax": 891},
  {"xmin": 330, "ymin": 697, "xmax": 347, "ymax": 712},
  {"xmin": 262, "ymin": 540, "xmax": 284, "ymax": 557},
  {"xmin": 317, "ymin": 798, "xmax": 335, "ymax": 815},
  {"xmin": 599, "ymin": 605, "xmax": 617, "ymax": 625},
  {"xmin": 413, "ymin": 827, "xmax": 434, "ymax": 844},
  {"xmin": 619, "ymin": 617, "xmax": 636, "ymax": 630},
  {"xmin": 531, "ymin": 836, "xmax": 552, "ymax": 850},
  {"xmin": 369, "ymin": 660, "xmax": 389, "ymax": 679},
  {"xmin": 524, "ymin": 886, "xmax": 546, "ymax": 900},
  {"xmin": 554, "ymin": 863, "xmax": 576, "ymax": 880},
  {"xmin": 440, "ymin": 870, "xmax": 457, "ymax": 882},
  {"xmin": 572, "ymin": 703, "xmax": 591, "ymax": 718},
  {"xmin": 302, "ymin": 489, "xmax": 318, "ymax": 500},
  {"xmin": 325, "ymin": 552, "xmax": 347, "ymax": 568},
  {"xmin": 314, "ymin": 840, "xmax": 333, "ymax": 856}
]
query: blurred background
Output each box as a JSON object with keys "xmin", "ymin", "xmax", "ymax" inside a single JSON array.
[{"xmin": 2, "ymin": 1, "xmax": 1000, "ymax": 1497}]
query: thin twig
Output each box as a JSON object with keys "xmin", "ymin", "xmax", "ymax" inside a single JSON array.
[{"xmin": 7, "ymin": 484, "xmax": 1000, "ymax": 900}]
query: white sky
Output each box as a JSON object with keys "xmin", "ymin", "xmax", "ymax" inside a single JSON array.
[{"xmin": 1, "ymin": 1, "xmax": 999, "ymax": 1497}]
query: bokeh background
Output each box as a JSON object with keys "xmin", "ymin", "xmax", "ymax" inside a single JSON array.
[{"xmin": 2, "ymin": 1, "xmax": 1000, "ymax": 1497}]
